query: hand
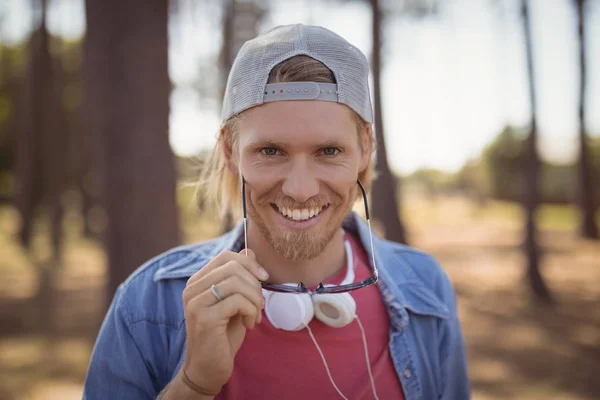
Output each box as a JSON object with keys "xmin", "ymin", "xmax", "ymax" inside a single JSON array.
[{"xmin": 180, "ymin": 249, "xmax": 268, "ymax": 395}]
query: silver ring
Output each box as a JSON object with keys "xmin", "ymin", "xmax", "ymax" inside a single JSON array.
[{"xmin": 210, "ymin": 284, "xmax": 223, "ymax": 302}]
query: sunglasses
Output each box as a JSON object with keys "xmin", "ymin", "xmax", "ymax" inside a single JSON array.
[{"xmin": 241, "ymin": 177, "xmax": 379, "ymax": 295}]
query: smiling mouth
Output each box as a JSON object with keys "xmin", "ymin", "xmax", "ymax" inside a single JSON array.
[{"xmin": 271, "ymin": 203, "xmax": 330, "ymax": 222}]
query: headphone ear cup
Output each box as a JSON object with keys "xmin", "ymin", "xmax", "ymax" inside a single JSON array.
[
  {"xmin": 312, "ymin": 293, "xmax": 356, "ymax": 328},
  {"xmin": 264, "ymin": 291, "xmax": 314, "ymax": 331}
]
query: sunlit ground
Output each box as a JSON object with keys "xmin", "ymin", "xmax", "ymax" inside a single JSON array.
[{"xmin": 0, "ymin": 190, "xmax": 598, "ymax": 399}]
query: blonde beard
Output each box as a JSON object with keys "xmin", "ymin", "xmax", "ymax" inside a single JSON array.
[
  {"xmin": 248, "ymin": 186, "xmax": 357, "ymax": 261},
  {"xmin": 250, "ymin": 203, "xmax": 352, "ymax": 261},
  {"xmin": 270, "ymin": 226, "xmax": 337, "ymax": 260}
]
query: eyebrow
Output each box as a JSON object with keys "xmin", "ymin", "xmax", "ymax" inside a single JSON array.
[
  {"xmin": 247, "ymin": 138, "xmax": 347, "ymax": 149},
  {"xmin": 247, "ymin": 139, "xmax": 288, "ymax": 148}
]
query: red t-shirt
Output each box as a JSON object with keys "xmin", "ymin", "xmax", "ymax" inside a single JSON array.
[{"xmin": 216, "ymin": 232, "xmax": 405, "ymax": 399}]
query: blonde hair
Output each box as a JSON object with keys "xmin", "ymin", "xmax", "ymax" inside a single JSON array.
[{"xmin": 195, "ymin": 55, "xmax": 376, "ymax": 219}]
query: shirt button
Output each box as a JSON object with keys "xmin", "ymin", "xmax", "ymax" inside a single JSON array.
[{"xmin": 404, "ymin": 369, "xmax": 411, "ymax": 378}]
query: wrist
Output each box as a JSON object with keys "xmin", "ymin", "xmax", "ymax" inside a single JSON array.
[
  {"xmin": 158, "ymin": 370, "xmax": 216, "ymax": 400},
  {"xmin": 180, "ymin": 368, "xmax": 221, "ymax": 397}
]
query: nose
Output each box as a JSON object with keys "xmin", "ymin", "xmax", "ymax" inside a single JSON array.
[{"xmin": 281, "ymin": 159, "xmax": 319, "ymax": 203}]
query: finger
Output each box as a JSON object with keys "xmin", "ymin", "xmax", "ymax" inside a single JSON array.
[
  {"xmin": 214, "ymin": 293, "xmax": 259, "ymax": 329},
  {"xmin": 183, "ymin": 260, "xmax": 262, "ymax": 305},
  {"xmin": 188, "ymin": 250, "xmax": 268, "ymax": 285},
  {"xmin": 186, "ymin": 295, "xmax": 257, "ymax": 331},
  {"xmin": 185, "ymin": 275, "xmax": 264, "ymax": 318},
  {"xmin": 244, "ymin": 314, "xmax": 256, "ymax": 330},
  {"xmin": 239, "ymin": 248, "xmax": 256, "ymax": 260},
  {"xmin": 209, "ymin": 274, "xmax": 264, "ymax": 310},
  {"xmin": 186, "ymin": 290, "xmax": 259, "ymax": 330},
  {"xmin": 186, "ymin": 251, "xmax": 236, "ymax": 285},
  {"xmin": 230, "ymin": 250, "xmax": 268, "ymax": 280}
]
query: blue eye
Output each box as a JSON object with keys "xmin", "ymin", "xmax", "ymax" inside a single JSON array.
[
  {"xmin": 323, "ymin": 147, "xmax": 340, "ymax": 156},
  {"xmin": 261, "ymin": 148, "xmax": 278, "ymax": 156}
]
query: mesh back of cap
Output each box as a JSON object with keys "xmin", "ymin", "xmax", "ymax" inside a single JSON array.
[{"xmin": 221, "ymin": 24, "xmax": 373, "ymax": 123}]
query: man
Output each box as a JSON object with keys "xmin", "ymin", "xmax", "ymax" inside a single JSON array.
[{"xmin": 84, "ymin": 24, "xmax": 470, "ymax": 399}]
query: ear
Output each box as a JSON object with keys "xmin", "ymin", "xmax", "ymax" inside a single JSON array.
[
  {"xmin": 358, "ymin": 123, "xmax": 372, "ymax": 173},
  {"xmin": 221, "ymin": 126, "xmax": 238, "ymax": 174}
]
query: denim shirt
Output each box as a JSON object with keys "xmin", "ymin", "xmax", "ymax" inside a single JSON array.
[{"xmin": 83, "ymin": 212, "xmax": 470, "ymax": 400}]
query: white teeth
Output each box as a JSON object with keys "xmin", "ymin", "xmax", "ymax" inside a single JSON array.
[{"xmin": 276, "ymin": 205, "xmax": 328, "ymax": 221}]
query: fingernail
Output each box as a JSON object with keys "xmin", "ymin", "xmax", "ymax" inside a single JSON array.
[{"xmin": 258, "ymin": 267, "xmax": 268, "ymax": 280}]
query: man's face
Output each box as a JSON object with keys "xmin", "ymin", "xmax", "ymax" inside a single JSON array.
[{"xmin": 233, "ymin": 101, "xmax": 369, "ymax": 261}]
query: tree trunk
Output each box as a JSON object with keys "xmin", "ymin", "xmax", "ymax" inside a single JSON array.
[
  {"xmin": 82, "ymin": 0, "xmax": 109, "ymax": 244},
  {"xmin": 14, "ymin": 2, "xmax": 45, "ymax": 250},
  {"xmin": 40, "ymin": 8, "xmax": 67, "ymax": 261},
  {"xmin": 575, "ymin": 0, "xmax": 598, "ymax": 239},
  {"xmin": 369, "ymin": 0, "xmax": 407, "ymax": 244},
  {"xmin": 218, "ymin": 0, "xmax": 264, "ymax": 234},
  {"xmin": 522, "ymin": 0, "xmax": 552, "ymax": 303},
  {"xmin": 85, "ymin": 0, "xmax": 180, "ymax": 301},
  {"xmin": 29, "ymin": 0, "xmax": 59, "ymax": 361}
]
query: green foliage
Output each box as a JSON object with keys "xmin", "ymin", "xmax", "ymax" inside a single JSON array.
[
  {"xmin": 482, "ymin": 126, "xmax": 526, "ymax": 201},
  {"xmin": 0, "ymin": 43, "xmax": 25, "ymax": 199},
  {"xmin": 0, "ymin": 35, "xmax": 84, "ymax": 201},
  {"xmin": 456, "ymin": 158, "xmax": 490, "ymax": 201},
  {"xmin": 406, "ymin": 127, "xmax": 600, "ymax": 205},
  {"xmin": 404, "ymin": 167, "xmax": 457, "ymax": 194},
  {"xmin": 481, "ymin": 126, "xmax": 600, "ymax": 203},
  {"xmin": 590, "ymin": 136, "xmax": 600, "ymax": 178}
]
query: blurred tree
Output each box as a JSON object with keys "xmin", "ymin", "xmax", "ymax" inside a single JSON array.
[
  {"xmin": 482, "ymin": 126, "xmax": 598, "ymax": 204},
  {"xmin": 521, "ymin": 0, "xmax": 552, "ymax": 303},
  {"xmin": 85, "ymin": 0, "xmax": 180, "ymax": 300},
  {"xmin": 456, "ymin": 158, "xmax": 490, "ymax": 207},
  {"xmin": 574, "ymin": 0, "xmax": 598, "ymax": 239},
  {"xmin": 13, "ymin": 1, "xmax": 46, "ymax": 250},
  {"xmin": 58, "ymin": 40, "xmax": 88, "ymax": 231},
  {"xmin": 10, "ymin": 0, "xmax": 68, "ymax": 345},
  {"xmin": 218, "ymin": 0, "xmax": 266, "ymax": 233},
  {"xmin": 0, "ymin": 43, "xmax": 25, "ymax": 203},
  {"xmin": 483, "ymin": 126, "xmax": 526, "ymax": 201},
  {"xmin": 12, "ymin": 0, "xmax": 67, "ymax": 261},
  {"xmin": 10, "ymin": 0, "xmax": 71, "ymax": 260},
  {"xmin": 82, "ymin": 0, "xmax": 108, "ymax": 243},
  {"xmin": 363, "ymin": 0, "xmax": 438, "ymax": 243},
  {"xmin": 39, "ymin": 7, "xmax": 69, "ymax": 262},
  {"xmin": 591, "ymin": 137, "xmax": 600, "ymax": 212},
  {"xmin": 404, "ymin": 168, "xmax": 457, "ymax": 199},
  {"xmin": 370, "ymin": 0, "xmax": 407, "ymax": 243}
]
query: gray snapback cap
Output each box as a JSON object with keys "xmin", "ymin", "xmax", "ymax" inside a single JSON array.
[{"xmin": 221, "ymin": 24, "xmax": 374, "ymax": 124}]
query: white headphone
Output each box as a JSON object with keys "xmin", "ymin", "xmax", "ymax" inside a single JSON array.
[{"xmin": 262, "ymin": 240, "xmax": 357, "ymax": 331}]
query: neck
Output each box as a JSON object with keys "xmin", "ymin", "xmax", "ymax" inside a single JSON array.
[{"xmin": 246, "ymin": 222, "xmax": 347, "ymax": 287}]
